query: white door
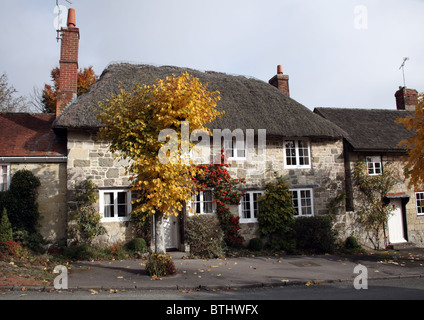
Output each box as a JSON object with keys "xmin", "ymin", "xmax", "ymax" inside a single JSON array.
[
  {"xmin": 388, "ymin": 199, "xmax": 407, "ymax": 244},
  {"xmin": 164, "ymin": 215, "xmax": 179, "ymax": 250}
]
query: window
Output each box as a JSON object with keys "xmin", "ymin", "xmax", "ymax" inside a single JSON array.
[
  {"xmin": 284, "ymin": 140, "xmax": 311, "ymax": 168},
  {"xmin": 99, "ymin": 189, "xmax": 131, "ymax": 221},
  {"xmin": 190, "ymin": 190, "xmax": 214, "ymax": 215},
  {"xmin": 416, "ymin": 192, "xmax": 424, "ymax": 216},
  {"xmin": 0, "ymin": 164, "xmax": 10, "ymax": 192},
  {"xmin": 290, "ymin": 189, "xmax": 314, "ymax": 216},
  {"xmin": 239, "ymin": 191, "xmax": 264, "ymax": 223},
  {"xmin": 223, "ymin": 137, "xmax": 246, "ymax": 160},
  {"xmin": 366, "ymin": 156, "xmax": 382, "ymax": 175}
]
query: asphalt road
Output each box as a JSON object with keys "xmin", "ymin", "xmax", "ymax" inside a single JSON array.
[{"xmin": 2, "ymin": 277, "xmax": 424, "ymax": 300}]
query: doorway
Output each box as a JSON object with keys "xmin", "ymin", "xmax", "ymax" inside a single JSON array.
[
  {"xmin": 164, "ymin": 215, "xmax": 180, "ymax": 250},
  {"xmin": 387, "ymin": 198, "xmax": 407, "ymax": 244}
]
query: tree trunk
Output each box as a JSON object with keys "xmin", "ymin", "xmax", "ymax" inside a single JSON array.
[{"xmin": 154, "ymin": 211, "xmax": 166, "ymax": 254}]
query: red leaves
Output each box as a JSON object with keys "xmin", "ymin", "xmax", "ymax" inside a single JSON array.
[{"xmin": 193, "ymin": 150, "xmax": 244, "ymax": 247}]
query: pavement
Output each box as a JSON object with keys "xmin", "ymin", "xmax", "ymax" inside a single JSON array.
[
  {"xmin": 2, "ymin": 248, "xmax": 424, "ymax": 292},
  {"xmin": 49, "ymin": 249, "xmax": 424, "ymax": 291}
]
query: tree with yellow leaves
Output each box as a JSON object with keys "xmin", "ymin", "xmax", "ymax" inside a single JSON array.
[
  {"xmin": 98, "ymin": 72, "xmax": 222, "ymax": 253},
  {"xmin": 396, "ymin": 93, "xmax": 424, "ymax": 188}
]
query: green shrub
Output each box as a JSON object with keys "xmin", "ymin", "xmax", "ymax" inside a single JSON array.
[
  {"xmin": 129, "ymin": 237, "xmax": 147, "ymax": 252},
  {"xmin": 131, "ymin": 212, "xmax": 151, "ymax": 245},
  {"xmin": 0, "ymin": 208, "xmax": 13, "ymax": 243},
  {"xmin": 343, "ymin": 236, "xmax": 364, "ymax": 253},
  {"xmin": 249, "ymin": 238, "xmax": 263, "ymax": 251},
  {"xmin": 12, "ymin": 229, "xmax": 45, "ymax": 253},
  {"xmin": 267, "ymin": 235, "xmax": 297, "ymax": 253},
  {"xmin": 0, "ymin": 169, "xmax": 41, "ymax": 233},
  {"xmin": 258, "ymin": 175, "xmax": 296, "ymax": 237},
  {"xmin": 186, "ymin": 214, "xmax": 224, "ymax": 258},
  {"xmin": 294, "ymin": 216, "xmax": 337, "ymax": 254},
  {"xmin": 258, "ymin": 174, "xmax": 296, "ymax": 252},
  {"xmin": 145, "ymin": 253, "xmax": 176, "ymax": 277},
  {"xmin": 62, "ymin": 243, "xmax": 102, "ymax": 260}
]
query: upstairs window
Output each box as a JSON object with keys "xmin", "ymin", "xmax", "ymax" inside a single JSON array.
[
  {"xmin": 366, "ymin": 156, "xmax": 382, "ymax": 175},
  {"xmin": 284, "ymin": 140, "xmax": 311, "ymax": 169},
  {"xmin": 223, "ymin": 137, "xmax": 247, "ymax": 160}
]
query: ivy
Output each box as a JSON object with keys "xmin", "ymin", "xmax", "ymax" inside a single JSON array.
[{"xmin": 68, "ymin": 180, "xmax": 107, "ymax": 245}]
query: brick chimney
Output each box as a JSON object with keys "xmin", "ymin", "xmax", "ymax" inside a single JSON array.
[
  {"xmin": 269, "ymin": 65, "xmax": 289, "ymax": 97},
  {"xmin": 56, "ymin": 8, "xmax": 79, "ymax": 116},
  {"xmin": 395, "ymin": 86, "xmax": 418, "ymax": 111}
]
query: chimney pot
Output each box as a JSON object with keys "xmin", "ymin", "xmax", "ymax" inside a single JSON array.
[
  {"xmin": 395, "ymin": 87, "xmax": 418, "ymax": 111},
  {"xmin": 269, "ymin": 65, "xmax": 290, "ymax": 97},
  {"xmin": 277, "ymin": 65, "xmax": 283, "ymax": 74},
  {"xmin": 67, "ymin": 8, "xmax": 76, "ymax": 27}
]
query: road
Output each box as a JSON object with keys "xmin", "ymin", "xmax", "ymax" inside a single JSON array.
[{"xmin": 2, "ymin": 278, "xmax": 424, "ymax": 300}]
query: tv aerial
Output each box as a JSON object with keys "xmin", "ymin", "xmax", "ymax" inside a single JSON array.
[
  {"xmin": 54, "ymin": 0, "xmax": 73, "ymax": 42},
  {"xmin": 399, "ymin": 57, "xmax": 409, "ymax": 88}
]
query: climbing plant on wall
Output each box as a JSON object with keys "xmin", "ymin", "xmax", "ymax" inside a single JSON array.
[{"xmin": 193, "ymin": 150, "xmax": 245, "ymax": 247}]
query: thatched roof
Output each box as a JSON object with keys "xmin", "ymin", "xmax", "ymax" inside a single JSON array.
[
  {"xmin": 314, "ymin": 107, "xmax": 414, "ymax": 151},
  {"xmin": 53, "ymin": 63, "xmax": 344, "ymax": 138}
]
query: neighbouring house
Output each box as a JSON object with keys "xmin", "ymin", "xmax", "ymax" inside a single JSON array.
[
  {"xmin": 0, "ymin": 8, "xmax": 76, "ymax": 244},
  {"xmin": 0, "ymin": 113, "xmax": 67, "ymax": 241},
  {"xmin": 315, "ymin": 87, "xmax": 424, "ymax": 248}
]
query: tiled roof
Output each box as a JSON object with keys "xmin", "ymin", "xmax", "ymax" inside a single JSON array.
[{"xmin": 0, "ymin": 113, "xmax": 67, "ymax": 157}]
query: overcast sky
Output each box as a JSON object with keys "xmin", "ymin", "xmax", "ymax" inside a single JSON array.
[{"xmin": 1, "ymin": 0, "xmax": 423, "ymax": 111}]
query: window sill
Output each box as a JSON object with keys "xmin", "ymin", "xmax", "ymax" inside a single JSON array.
[
  {"xmin": 285, "ymin": 165, "xmax": 311, "ymax": 170},
  {"xmin": 101, "ymin": 217, "xmax": 131, "ymax": 223}
]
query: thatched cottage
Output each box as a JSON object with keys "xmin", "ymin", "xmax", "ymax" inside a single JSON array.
[
  {"xmin": 315, "ymin": 87, "xmax": 424, "ymax": 248},
  {"xmin": 52, "ymin": 62, "xmax": 346, "ymax": 249}
]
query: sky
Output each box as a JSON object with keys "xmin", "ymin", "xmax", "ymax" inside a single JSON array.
[{"xmin": 0, "ymin": 0, "xmax": 423, "ymax": 112}]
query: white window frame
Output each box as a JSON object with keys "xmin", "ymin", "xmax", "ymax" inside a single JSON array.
[
  {"xmin": 189, "ymin": 190, "xmax": 215, "ymax": 215},
  {"xmin": 283, "ymin": 139, "xmax": 311, "ymax": 169},
  {"xmin": 366, "ymin": 156, "xmax": 382, "ymax": 176},
  {"xmin": 239, "ymin": 190, "xmax": 264, "ymax": 223},
  {"xmin": 416, "ymin": 192, "xmax": 424, "ymax": 216},
  {"xmin": 99, "ymin": 189, "xmax": 132, "ymax": 222},
  {"xmin": 290, "ymin": 188, "xmax": 314, "ymax": 217},
  {"xmin": 0, "ymin": 164, "xmax": 10, "ymax": 192},
  {"xmin": 223, "ymin": 137, "xmax": 247, "ymax": 161}
]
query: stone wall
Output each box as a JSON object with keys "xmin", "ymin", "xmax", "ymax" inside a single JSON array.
[
  {"xmin": 225, "ymin": 137, "xmax": 346, "ymax": 244},
  {"xmin": 67, "ymin": 130, "xmax": 131, "ymax": 190},
  {"xmin": 10, "ymin": 162, "xmax": 67, "ymax": 242},
  {"xmin": 67, "ymin": 129, "xmax": 134, "ymax": 245},
  {"xmin": 66, "ymin": 131, "xmax": 347, "ymax": 247}
]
